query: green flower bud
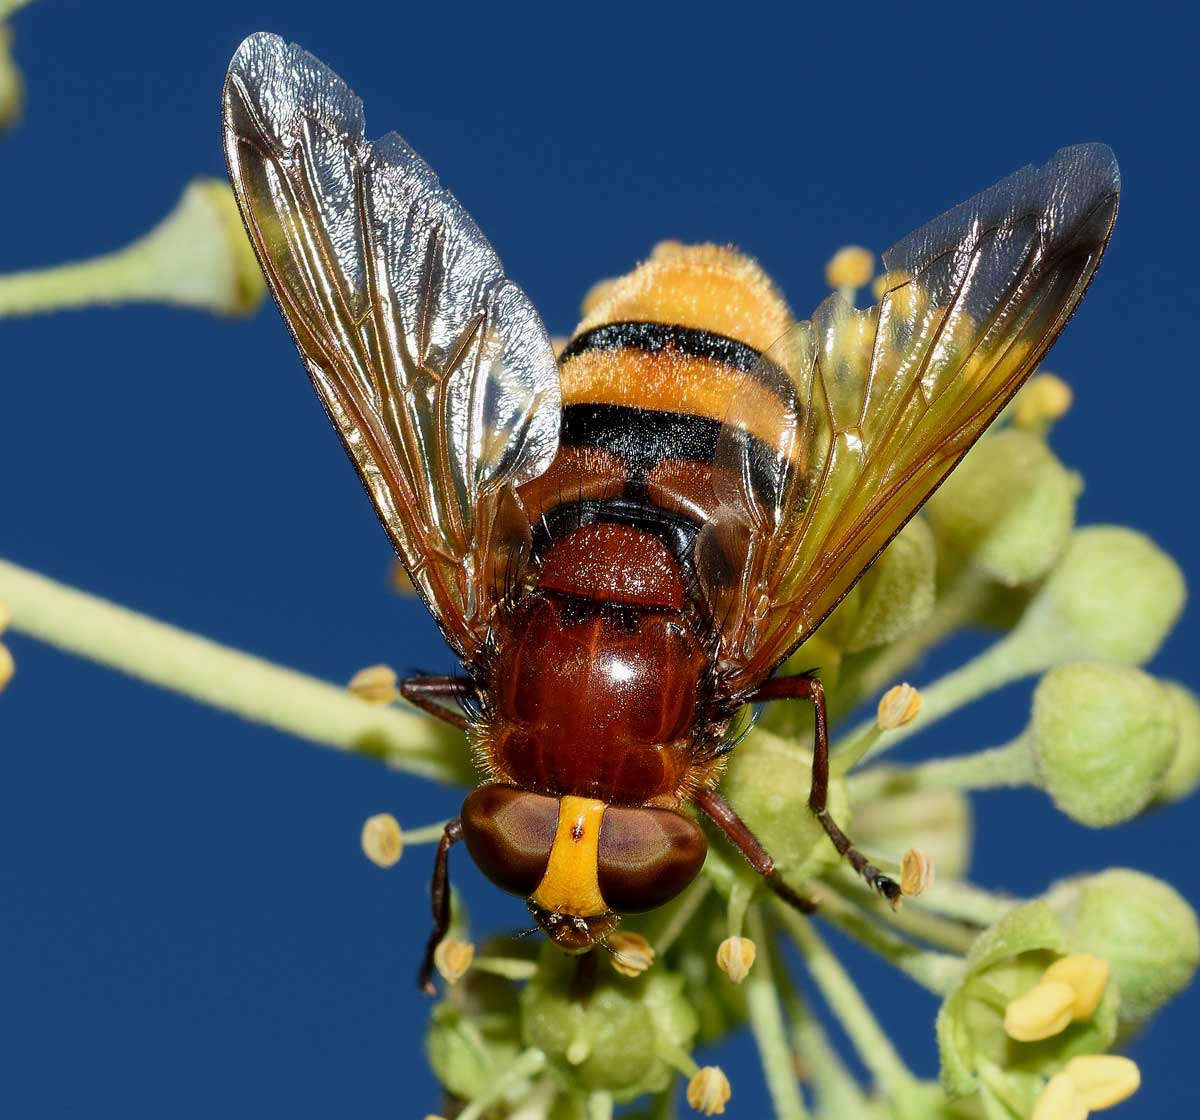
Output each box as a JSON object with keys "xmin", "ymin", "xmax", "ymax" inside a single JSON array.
[
  {"xmin": 851, "ymin": 788, "xmax": 973, "ymax": 881},
  {"xmin": 520, "ymin": 944, "xmax": 698, "ymax": 1101},
  {"xmin": 1013, "ymin": 527, "xmax": 1185, "ymax": 669},
  {"xmin": 1029, "ymin": 664, "xmax": 1178, "ymax": 826},
  {"xmin": 426, "ymin": 971, "xmax": 522, "ymax": 1101},
  {"xmin": 1154, "ymin": 683, "xmax": 1200, "ymax": 805},
  {"xmin": 926, "ymin": 430, "xmax": 1079, "ymax": 586},
  {"xmin": 1049, "ymin": 870, "xmax": 1200, "ymax": 1028},
  {"xmin": 720, "ymin": 728, "xmax": 849, "ymax": 881},
  {"xmin": 937, "ymin": 902, "xmax": 1117, "ymax": 1099},
  {"xmin": 835, "ymin": 517, "xmax": 937, "ymax": 652}
]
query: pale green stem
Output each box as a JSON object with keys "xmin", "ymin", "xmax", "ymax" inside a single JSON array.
[
  {"xmin": 829, "ymin": 724, "xmax": 882, "ymax": 776},
  {"xmin": 913, "ymin": 877, "xmax": 1023, "ymax": 927},
  {"xmin": 0, "ymin": 250, "xmax": 160, "ymax": 315},
  {"xmin": 456, "ymin": 1048, "xmax": 548, "ymax": 1120},
  {"xmin": 825, "ymin": 871, "xmax": 978, "ymax": 952},
  {"xmin": 727, "ymin": 879, "xmax": 755, "ymax": 938},
  {"xmin": 776, "ymin": 965, "xmax": 866, "ymax": 1116},
  {"xmin": 402, "ymin": 821, "xmax": 452, "ymax": 845},
  {"xmin": 831, "ymin": 566, "xmax": 993, "ymax": 721},
  {"xmin": 745, "ymin": 906, "xmax": 810, "ymax": 1120},
  {"xmin": 847, "ymin": 736, "xmax": 1038, "ymax": 800},
  {"xmin": 836, "ymin": 627, "xmax": 1037, "ymax": 762},
  {"xmin": 776, "ymin": 908, "xmax": 915, "ymax": 1093},
  {"xmin": 472, "ymin": 956, "xmax": 539, "ymax": 981},
  {"xmin": 651, "ymin": 877, "xmax": 711, "ymax": 956},
  {"xmin": 655, "ymin": 1039, "xmax": 700, "ymax": 1079},
  {"xmin": 0, "ymin": 558, "xmax": 473, "ymax": 785},
  {"xmin": 810, "ymin": 892, "xmax": 966, "ymax": 995}
]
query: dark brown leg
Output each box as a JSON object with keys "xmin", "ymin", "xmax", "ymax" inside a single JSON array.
[
  {"xmin": 400, "ymin": 675, "xmax": 474, "ymax": 731},
  {"xmin": 747, "ymin": 675, "xmax": 901, "ymax": 907},
  {"xmin": 418, "ymin": 817, "xmax": 464, "ymax": 994},
  {"xmin": 569, "ymin": 949, "xmax": 598, "ymax": 1004},
  {"xmin": 694, "ymin": 787, "xmax": 816, "ymax": 913}
]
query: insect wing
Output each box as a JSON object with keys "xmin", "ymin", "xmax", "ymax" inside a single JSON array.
[
  {"xmin": 222, "ymin": 33, "xmax": 561, "ymax": 658},
  {"xmin": 700, "ymin": 144, "xmax": 1120, "ymax": 694}
]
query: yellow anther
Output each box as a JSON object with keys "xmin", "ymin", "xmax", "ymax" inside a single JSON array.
[
  {"xmin": 877, "ymin": 683, "xmax": 923, "ymax": 730},
  {"xmin": 433, "ymin": 939, "xmax": 475, "ymax": 984},
  {"xmin": 348, "ymin": 663, "xmax": 399, "ymax": 705},
  {"xmin": 1064, "ymin": 1055, "xmax": 1141, "ymax": 1110},
  {"xmin": 609, "ymin": 930, "xmax": 655, "ymax": 977},
  {"xmin": 1044, "ymin": 953, "xmax": 1110, "ymax": 1020},
  {"xmin": 1004, "ymin": 979, "xmax": 1076, "ymax": 1041},
  {"xmin": 1015, "ymin": 373, "xmax": 1074, "ymax": 429},
  {"xmin": 716, "ymin": 935, "xmax": 757, "ymax": 984},
  {"xmin": 360, "ymin": 813, "xmax": 403, "ymax": 868},
  {"xmin": 687, "ymin": 1066, "xmax": 732, "ymax": 1116},
  {"xmin": 1032, "ymin": 1072, "xmax": 1088, "ymax": 1120},
  {"xmin": 900, "ymin": 849, "xmax": 935, "ymax": 897},
  {"xmin": 825, "ymin": 246, "xmax": 875, "ymax": 291},
  {"xmin": 0, "ymin": 643, "xmax": 13, "ymax": 694}
]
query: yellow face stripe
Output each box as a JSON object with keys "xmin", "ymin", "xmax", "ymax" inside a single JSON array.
[{"xmin": 530, "ymin": 796, "xmax": 609, "ymax": 918}]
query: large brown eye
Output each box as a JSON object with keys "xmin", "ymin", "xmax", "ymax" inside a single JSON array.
[
  {"xmin": 597, "ymin": 806, "xmax": 707, "ymax": 913},
  {"xmin": 460, "ymin": 785, "xmax": 558, "ymax": 898}
]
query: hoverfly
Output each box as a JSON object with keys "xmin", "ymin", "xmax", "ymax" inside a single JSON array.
[{"xmin": 222, "ymin": 33, "xmax": 1119, "ymax": 990}]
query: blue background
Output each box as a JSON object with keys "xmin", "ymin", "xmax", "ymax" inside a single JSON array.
[{"xmin": 2, "ymin": 1, "xmax": 1196, "ymax": 1116}]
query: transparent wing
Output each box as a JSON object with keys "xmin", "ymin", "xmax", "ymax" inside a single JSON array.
[
  {"xmin": 699, "ymin": 144, "xmax": 1120, "ymax": 695},
  {"xmin": 222, "ymin": 33, "xmax": 561, "ymax": 658}
]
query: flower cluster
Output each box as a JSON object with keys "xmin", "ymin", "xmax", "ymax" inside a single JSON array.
[
  {"xmin": 0, "ymin": 13, "xmax": 1194, "ymax": 1115},
  {"xmin": 355, "ymin": 249, "xmax": 1197, "ymax": 1120}
]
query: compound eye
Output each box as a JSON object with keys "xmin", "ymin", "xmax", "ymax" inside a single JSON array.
[
  {"xmin": 597, "ymin": 806, "xmax": 707, "ymax": 914},
  {"xmin": 460, "ymin": 785, "xmax": 558, "ymax": 898}
]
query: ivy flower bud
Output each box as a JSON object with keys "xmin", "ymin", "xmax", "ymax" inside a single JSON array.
[
  {"xmin": 1155, "ymin": 682, "xmax": 1200, "ymax": 805},
  {"xmin": 1014, "ymin": 527, "xmax": 1186, "ymax": 670},
  {"xmin": 686, "ymin": 1066, "xmax": 732, "ymax": 1115},
  {"xmin": 825, "ymin": 245, "xmax": 875, "ymax": 291},
  {"xmin": 609, "ymin": 931, "xmax": 655, "ymax": 977},
  {"xmin": 1063, "ymin": 1055, "xmax": 1141, "ymax": 1109},
  {"xmin": 1014, "ymin": 373, "xmax": 1073, "ymax": 430},
  {"xmin": 520, "ymin": 946, "xmax": 698, "ymax": 1096},
  {"xmin": 1051, "ymin": 870, "xmax": 1200, "ymax": 1028},
  {"xmin": 878, "ymin": 683, "xmax": 923, "ymax": 730},
  {"xmin": 360, "ymin": 812, "xmax": 403, "ymax": 867},
  {"xmin": 348, "ymin": 664, "xmax": 399, "ymax": 705},
  {"xmin": 434, "ymin": 939, "xmax": 475, "ymax": 984},
  {"xmin": 835, "ymin": 518, "xmax": 937, "ymax": 652},
  {"xmin": 925, "ymin": 430, "xmax": 1079, "ymax": 586},
  {"xmin": 1031, "ymin": 1072, "xmax": 1088, "ymax": 1120},
  {"xmin": 1029, "ymin": 664, "xmax": 1178, "ymax": 826},
  {"xmin": 852, "ymin": 789, "xmax": 972, "ymax": 881},
  {"xmin": 715, "ymin": 936, "xmax": 756, "ymax": 984}
]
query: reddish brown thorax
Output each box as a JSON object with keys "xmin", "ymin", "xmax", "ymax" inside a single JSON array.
[{"xmin": 488, "ymin": 523, "xmax": 710, "ymax": 806}]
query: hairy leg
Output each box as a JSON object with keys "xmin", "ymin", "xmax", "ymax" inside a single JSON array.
[
  {"xmin": 418, "ymin": 817, "xmax": 465, "ymax": 993},
  {"xmin": 748, "ymin": 675, "xmax": 900, "ymax": 906}
]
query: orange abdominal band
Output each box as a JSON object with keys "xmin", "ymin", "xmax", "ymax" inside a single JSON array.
[{"xmin": 530, "ymin": 796, "xmax": 609, "ymax": 917}]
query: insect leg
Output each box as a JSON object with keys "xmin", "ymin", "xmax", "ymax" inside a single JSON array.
[
  {"xmin": 400, "ymin": 675, "xmax": 475, "ymax": 730},
  {"xmin": 418, "ymin": 817, "xmax": 465, "ymax": 994},
  {"xmin": 747, "ymin": 675, "xmax": 901, "ymax": 907},
  {"xmin": 693, "ymin": 787, "xmax": 816, "ymax": 913}
]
